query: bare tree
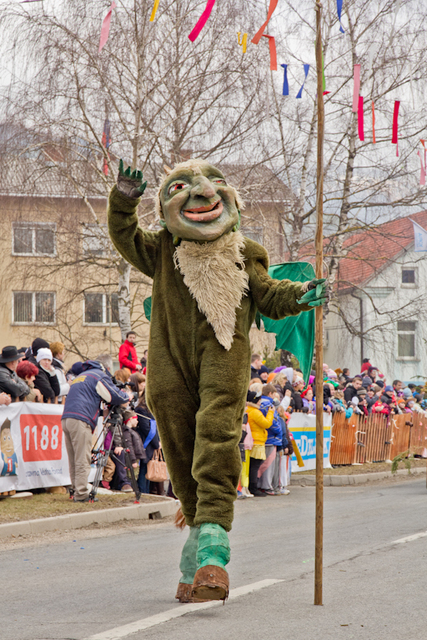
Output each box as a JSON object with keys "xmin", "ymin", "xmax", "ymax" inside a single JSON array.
[{"xmin": 0, "ymin": 0, "xmax": 267, "ymax": 343}]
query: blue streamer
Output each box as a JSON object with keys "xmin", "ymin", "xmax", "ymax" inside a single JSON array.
[
  {"xmin": 281, "ymin": 64, "xmax": 289, "ymax": 96},
  {"xmin": 296, "ymin": 64, "xmax": 310, "ymax": 99},
  {"xmin": 337, "ymin": 0, "xmax": 345, "ymax": 33}
]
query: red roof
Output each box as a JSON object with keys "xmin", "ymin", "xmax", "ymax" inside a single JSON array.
[{"xmin": 295, "ymin": 211, "xmax": 427, "ymax": 291}]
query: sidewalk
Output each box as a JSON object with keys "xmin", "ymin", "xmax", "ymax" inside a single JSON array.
[
  {"xmin": 291, "ymin": 465, "xmax": 426, "ymax": 486},
  {"xmin": 0, "ymin": 496, "xmax": 178, "ymax": 539}
]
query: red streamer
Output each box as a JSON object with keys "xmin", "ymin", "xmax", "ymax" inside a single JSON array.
[
  {"xmin": 418, "ymin": 151, "xmax": 426, "ymax": 186},
  {"xmin": 372, "ymin": 101, "xmax": 376, "ymax": 144},
  {"xmin": 358, "ymin": 96, "xmax": 364, "ymax": 141},
  {"xmin": 188, "ymin": 0, "xmax": 216, "ymax": 42},
  {"xmin": 392, "ymin": 100, "xmax": 400, "ymax": 144},
  {"xmin": 262, "ymin": 34, "xmax": 277, "ymax": 71},
  {"xmin": 352, "ymin": 64, "xmax": 361, "ymax": 113},
  {"xmin": 99, "ymin": 2, "xmax": 116, "ymax": 53},
  {"xmin": 252, "ymin": 0, "xmax": 278, "ymax": 44}
]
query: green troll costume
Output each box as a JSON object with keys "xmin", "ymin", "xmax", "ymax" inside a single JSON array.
[{"xmin": 108, "ymin": 158, "xmax": 327, "ymax": 603}]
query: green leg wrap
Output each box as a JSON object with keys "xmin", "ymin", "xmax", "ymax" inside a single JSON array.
[
  {"xmin": 196, "ymin": 523, "xmax": 231, "ymax": 570},
  {"xmin": 179, "ymin": 526, "xmax": 200, "ymax": 584}
]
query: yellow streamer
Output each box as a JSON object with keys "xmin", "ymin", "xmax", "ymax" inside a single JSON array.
[
  {"xmin": 150, "ymin": 0, "xmax": 160, "ymax": 22},
  {"xmin": 237, "ymin": 31, "xmax": 248, "ymax": 54}
]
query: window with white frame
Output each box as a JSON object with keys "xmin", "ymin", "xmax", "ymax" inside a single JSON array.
[
  {"xmin": 12, "ymin": 222, "xmax": 56, "ymax": 256},
  {"xmin": 397, "ymin": 321, "xmax": 416, "ymax": 358},
  {"xmin": 241, "ymin": 226, "xmax": 263, "ymax": 245},
  {"xmin": 13, "ymin": 292, "xmax": 56, "ymax": 324},
  {"xmin": 84, "ymin": 292, "xmax": 119, "ymax": 325},
  {"xmin": 82, "ymin": 224, "xmax": 109, "ymax": 257},
  {"xmin": 401, "ymin": 267, "xmax": 416, "ymax": 288}
]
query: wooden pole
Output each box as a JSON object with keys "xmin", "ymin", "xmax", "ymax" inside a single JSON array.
[{"xmin": 314, "ymin": 0, "xmax": 324, "ymax": 607}]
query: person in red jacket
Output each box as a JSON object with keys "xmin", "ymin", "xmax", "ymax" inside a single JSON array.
[{"xmin": 118, "ymin": 332, "xmax": 142, "ymax": 373}]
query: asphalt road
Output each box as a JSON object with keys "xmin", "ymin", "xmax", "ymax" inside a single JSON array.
[{"xmin": 1, "ymin": 476, "xmax": 426, "ymax": 640}]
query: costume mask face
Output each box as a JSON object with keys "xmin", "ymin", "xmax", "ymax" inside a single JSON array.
[{"xmin": 159, "ymin": 160, "xmax": 240, "ymax": 242}]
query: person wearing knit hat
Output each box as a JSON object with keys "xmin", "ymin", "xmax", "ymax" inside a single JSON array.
[
  {"xmin": 34, "ymin": 348, "xmax": 60, "ymax": 403},
  {"xmin": 31, "ymin": 337, "xmax": 50, "ymax": 358},
  {"xmin": 402, "ymin": 387, "xmax": 413, "ymax": 399}
]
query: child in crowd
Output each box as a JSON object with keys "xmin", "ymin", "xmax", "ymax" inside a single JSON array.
[{"xmin": 246, "ymin": 389, "xmax": 274, "ymax": 497}]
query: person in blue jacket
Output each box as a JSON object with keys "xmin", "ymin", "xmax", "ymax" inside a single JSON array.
[
  {"xmin": 258, "ymin": 384, "xmax": 283, "ymax": 495},
  {"xmin": 62, "ymin": 358, "xmax": 129, "ymax": 502}
]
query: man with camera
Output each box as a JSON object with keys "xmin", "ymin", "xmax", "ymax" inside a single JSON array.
[{"xmin": 62, "ymin": 355, "xmax": 129, "ymax": 502}]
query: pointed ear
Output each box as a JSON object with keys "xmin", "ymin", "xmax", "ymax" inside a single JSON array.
[{"xmin": 163, "ymin": 165, "xmax": 172, "ymax": 175}]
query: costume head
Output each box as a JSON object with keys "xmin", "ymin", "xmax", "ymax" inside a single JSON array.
[{"xmin": 155, "ymin": 159, "xmax": 243, "ymax": 243}]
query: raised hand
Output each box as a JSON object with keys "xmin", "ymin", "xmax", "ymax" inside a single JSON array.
[
  {"xmin": 297, "ymin": 278, "xmax": 330, "ymax": 308},
  {"xmin": 117, "ymin": 159, "xmax": 147, "ymax": 199}
]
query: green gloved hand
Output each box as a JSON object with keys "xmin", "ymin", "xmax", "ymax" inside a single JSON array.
[
  {"xmin": 297, "ymin": 278, "xmax": 329, "ymax": 308},
  {"xmin": 117, "ymin": 158, "xmax": 147, "ymax": 199}
]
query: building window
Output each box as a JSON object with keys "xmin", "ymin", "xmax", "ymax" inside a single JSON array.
[
  {"xmin": 241, "ymin": 226, "xmax": 263, "ymax": 245},
  {"xmin": 397, "ymin": 321, "xmax": 416, "ymax": 358},
  {"xmin": 82, "ymin": 224, "xmax": 109, "ymax": 257},
  {"xmin": 401, "ymin": 268, "xmax": 416, "ymax": 288},
  {"xmin": 12, "ymin": 222, "xmax": 56, "ymax": 256},
  {"xmin": 84, "ymin": 293, "xmax": 119, "ymax": 325},
  {"xmin": 13, "ymin": 292, "xmax": 56, "ymax": 324}
]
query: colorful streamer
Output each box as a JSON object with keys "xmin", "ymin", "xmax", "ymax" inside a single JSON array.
[
  {"xmin": 102, "ymin": 118, "xmax": 111, "ymax": 176},
  {"xmin": 150, "ymin": 0, "xmax": 160, "ymax": 22},
  {"xmin": 281, "ymin": 64, "xmax": 289, "ymax": 96},
  {"xmin": 188, "ymin": 0, "xmax": 216, "ymax": 42},
  {"xmin": 421, "ymin": 139, "xmax": 427, "ymax": 171},
  {"xmin": 392, "ymin": 100, "xmax": 400, "ymax": 144},
  {"xmin": 337, "ymin": 0, "xmax": 345, "ymax": 33},
  {"xmin": 372, "ymin": 101, "xmax": 376, "ymax": 143},
  {"xmin": 237, "ymin": 32, "xmax": 248, "ymax": 54},
  {"xmin": 358, "ymin": 96, "xmax": 364, "ymax": 141},
  {"xmin": 417, "ymin": 151, "xmax": 426, "ymax": 186},
  {"xmin": 262, "ymin": 34, "xmax": 277, "ymax": 71},
  {"xmin": 99, "ymin": 2, "xmax": 116, "ymax": 53},
  {"xmin": 352, "ymin": 64, "xmax": 361, "ymax": 112},
  {"xmin": 252, "ymin": 0, "xmax": 278, "ymax": 45},
  {"xmin": 296, "ymin": 64, "xmax": 310, "ymax": 99}
]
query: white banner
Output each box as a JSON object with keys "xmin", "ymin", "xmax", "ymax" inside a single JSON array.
[
  {"xmin": 288, "ymin": 412, "xmax": 332, "ymax": 473},
  {"xmin": 0, "ymin": 402, "xmax": 71, "ymax": 493}
]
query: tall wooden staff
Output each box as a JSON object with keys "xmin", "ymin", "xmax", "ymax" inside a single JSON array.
[{"xmin": 314, "ymin": 0, "xmax": 324, "ymax": 606}]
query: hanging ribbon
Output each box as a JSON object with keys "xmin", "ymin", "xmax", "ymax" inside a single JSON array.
[
  {"xmin": 237, "ymin": 32, "xmax": 248, "ymax": 54},
  {"xmin": 252, "ymin": 0, "xmax": 278, "ymax": 44},
  {"xmin": 281, "ymin": 64, "xmax": 289, "ymax": 96},
  {"xmin": 421, "ymin": 139, "xmax": 427, "ymax": 171},
  {"xmin": 99, "ymin": 2, "xmax": 116, "ymax": 53},
  {"xmin": 150, "ymin": 0, "xmax": 160, "ymax": 22},
  {"xmin": 418, "ymin": 151, "xmax": 426, "ymax": 186},
  {"xmin": 352, "ymin": 64, "xmax": 361, "ymax": 112},
  {"xmin": 262, "ymin": 34, "xmax": 277, "ymax": 71},
  {"xmin": 372, "ymin": 101, "xmax": 376, "ymax": 143},
  {"xmin": 337, "ymin": 0, "xmax": 345, "ymax": 33},
  {"xmin": 322, "ymin": 48, "xmax": 330, "ymax": 95},
  {"xmin": 358, "ymin": 96, "xmax": 364, "ymax": 141},
  {"xmin": 392, "ymin": 100, "xmax": 400, "ymax": 148},
  {"xmin": 296, "ymin": 64, "xmax": 310, "ymax": 99},
  {"xmin": 188, "ymin": 0, "xmax": 216, "ymax": 42}
]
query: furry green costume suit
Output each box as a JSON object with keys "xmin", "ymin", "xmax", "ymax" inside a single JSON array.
[
  {"xmin": 108, "ymin": 186, "xmax": 311, "ymax": 531},
  {"xmin": 108, "ymin": 159, "xmax": 326, "ymax": 601}
]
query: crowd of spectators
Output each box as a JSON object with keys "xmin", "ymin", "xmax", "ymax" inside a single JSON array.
[
  {"xmin": 243, "ymin": 354, "xmax": 426, "ymax": 498},
  {"xmin": 1, "ymin": 335, "xmax": 425, "ymax": 501}
]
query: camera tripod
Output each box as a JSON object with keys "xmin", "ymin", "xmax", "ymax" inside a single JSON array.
[{"xmin": 89, "ymin": 406, "xmax": 141, "ymax": 503}]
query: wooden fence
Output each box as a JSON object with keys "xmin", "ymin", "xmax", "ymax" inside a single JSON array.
[{"xmin": 329, "ymin": 412, "xmax": 427, "ymax": 466}]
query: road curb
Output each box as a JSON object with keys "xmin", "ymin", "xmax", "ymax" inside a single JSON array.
[
  {"xmin": 291, "ymin": 466, "xmax": 426, "ymax": 486},
  {"xmin": 0, "ymin": 497, "xmax": 178, "ymax": 539}
]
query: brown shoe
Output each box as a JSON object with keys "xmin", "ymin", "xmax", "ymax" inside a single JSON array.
[
  {"xmin": 191, "ymin": 565, "xmax": 229, "ymax": 601},
  {"xmin": 121, "ymin": 484, "xmax": 132, "ymax": 492},
  {"xmin": 175, "ymin": 583, "xmax": 204, "ymax": 603}
]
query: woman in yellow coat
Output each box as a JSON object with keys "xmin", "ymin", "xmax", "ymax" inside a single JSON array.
[{"xmin": 246, "ymin": 390, "xmax": 274, "ymax": 497}]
